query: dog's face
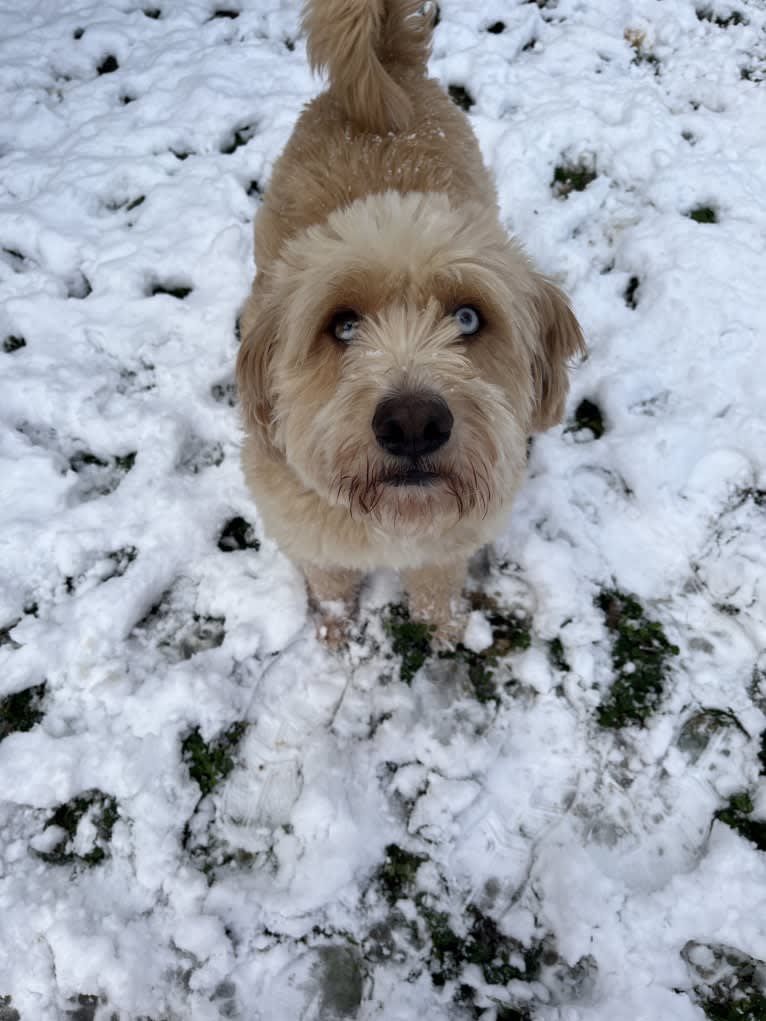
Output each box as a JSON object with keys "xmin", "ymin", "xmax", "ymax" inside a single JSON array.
[{"xmin": 238, "ymin": 192, "xmax": 584, "ymax": 536}]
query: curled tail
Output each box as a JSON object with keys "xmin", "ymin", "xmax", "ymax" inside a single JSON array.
[{"xmin": 302, "ymin": 0, "xmax": 433, "ymax": 134}]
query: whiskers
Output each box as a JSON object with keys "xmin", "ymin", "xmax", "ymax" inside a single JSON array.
[{"xmin": 333, "ymin": 452, "xmax": 493, "ymax": 522}]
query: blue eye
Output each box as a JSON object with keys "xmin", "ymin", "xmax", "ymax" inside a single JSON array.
[
  {"xmin": 453, "ymin": 305, "xmax": 482, "ymax": 336},
  {"xmin": 330, "ymin": 310, "xmax": 360, "ymax": 343}
]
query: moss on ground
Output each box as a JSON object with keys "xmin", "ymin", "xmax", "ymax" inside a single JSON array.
[
  {"xmin": 377, "ymin": 844, "xmax": 426, "ymax": 904},
  {"xmin": 596, "ymin": 590, "xmax": 679, "ymax": 727},
  {"xmin": 688, "ymin": 205, "xmax": 719, "ymax": 223},
  {"xmin": 416, "ymin": 896, "xmax": 544, "ymax": 995},
  {"xmin": 0, "ymin": 683, "xmax": 46, "ymax": 740},
  {"xmin": 182, "ymin": 722, "xmax": 247, "ymax": 798},
  {"xmin": 384, "ymin": 604, "xmax": 434, "ymax": 683},
  {"xmin": 385, "ymin": 596, "xmax": 530, "ymax": 697},
  {"xmin": 552, "ymin": 161, "xmax": 597, "ymax": 197},
  {"xmin": 35, "ymin": 790, "xmax": 119, "ymax": 866},
  {"xmin": 715, "ymin": 792, "xmax": 766, "ymax": 851},
  {"xmin": 685, "ymin": 940, "xmax": 766, "ymax": 1021}
]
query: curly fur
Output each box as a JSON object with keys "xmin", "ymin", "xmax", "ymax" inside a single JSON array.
[{"xmin": 236, "ymin": 0, "xmax": 585, "ymax": 640}]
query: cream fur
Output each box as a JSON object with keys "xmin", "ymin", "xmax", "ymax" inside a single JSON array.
[{"xmin": 236, "ymin": 0, "xmax": 585, "ymax": 641}]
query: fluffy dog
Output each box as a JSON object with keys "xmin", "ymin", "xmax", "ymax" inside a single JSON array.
[{"xmin": 237, "ymin": 0, "xmax": 584, "ymax": 643}]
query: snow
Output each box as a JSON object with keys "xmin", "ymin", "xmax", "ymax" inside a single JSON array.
[{"xmin": 1, "ymin": 0, "xmax": 765, "ymax": 1019}]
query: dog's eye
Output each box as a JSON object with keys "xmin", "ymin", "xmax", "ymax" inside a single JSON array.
[
  {"xmin": 453, "ymin": 305, "xmax": 482, "ymax": 337},
  {"xmin": 329, "ymin": 310, "xmax": 360, "ymax": 343}
]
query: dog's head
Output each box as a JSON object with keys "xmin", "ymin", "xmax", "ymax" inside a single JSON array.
[{"xmin": 238, "ymin": 192, "xmax": 584, "ymax": 535}]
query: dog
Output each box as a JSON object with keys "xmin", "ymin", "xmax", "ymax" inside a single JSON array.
[{"xmin": 236, "ymin": 0, "xmax": 585, "ymax": 645}]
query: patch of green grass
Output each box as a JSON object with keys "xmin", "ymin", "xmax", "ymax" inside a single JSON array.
[
  {"xmin": 448, "ymin": 84, "xmax": 475, "ymax": 111},
  {"xmin": 35, "ymin": 791, "xmax": 119, "ymax": 866},
  {"xmin": 218, "ymin": 516, "xmax": 260, "ymax": 552},
  {"xmin": 3, "ymin": 335, "xmax": 25, "ymax": 353},
  {"xmin": 385, "ymin": 604, "xmax": 433, "ymax": 683},
  {"xmin": 182, "ymin": 722, "xmax": 247, "ymax": 798},
  {"xmin": 596, "ymin": 590, "xmax": 679, "ymax": 728},
  {"xmin": 0, "ymin": 683, "xmax": 46, "ymax": 740},
  {"xmin": 440, "ymin": 598, "xmax": 531, "ymax": 703},
  {"xmin": 715, "ymin": 792, "xmax": 766, "ymax": 851},
  {"xmin": 688, "ymin": 205, "xmax": 719, "ymax": 224},
  {"xmin": 552, "ymin": 161, "xmax": 597, "ymax": 197},
  {"xmin": 377, "ymin": 844, "xmax": 426, "ymax": 904},
  {"xmin": 417, "ymin": 898, "xmax": 542, "ymax": 991}
]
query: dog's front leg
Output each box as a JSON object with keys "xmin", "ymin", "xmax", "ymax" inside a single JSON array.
[
  {"xmin": 402, "ymin": 560, "xmax": 468, "ymax": 647},
  {"xmin": 303, "ymin": 564, "xmax": 361, "ymax": 648}
]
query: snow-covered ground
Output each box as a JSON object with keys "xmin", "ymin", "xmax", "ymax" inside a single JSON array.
[{"xmin": 1, "ymin": 0, "xmax": 765, "ymax": 1018}]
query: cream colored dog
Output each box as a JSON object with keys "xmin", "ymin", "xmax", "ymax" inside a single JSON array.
[{"xmin": 237, "ymin": 0, "xmax": 584, "ymax": 643}]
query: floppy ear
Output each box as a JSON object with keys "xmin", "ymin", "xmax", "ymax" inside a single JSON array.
[
  {"xmin": 529, "ymin": 275, "xmax": 586, "ymax": 432},
  {"xmin": 236, "ymin": 277, "xmax": 283, "ymax": 456}
]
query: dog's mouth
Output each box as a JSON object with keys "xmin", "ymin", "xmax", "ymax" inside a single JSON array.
[{"xmin": 384, "ymin": 467, "xmax": 441, "ymax": 487}]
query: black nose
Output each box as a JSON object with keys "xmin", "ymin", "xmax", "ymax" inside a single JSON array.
[{"xmin": 372, "ymin": 392, "xmax": 454, "ymax": 458}]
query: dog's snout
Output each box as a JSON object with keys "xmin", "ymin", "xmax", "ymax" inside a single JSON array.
[{"xmin": 372, "ymin": 393, "xmax": 454, "ymax": 458}]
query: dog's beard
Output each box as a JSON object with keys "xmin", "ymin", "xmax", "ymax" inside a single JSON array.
[{"xmin": 331, "ymin": 449, "xmax": 494, "ymax": 533}]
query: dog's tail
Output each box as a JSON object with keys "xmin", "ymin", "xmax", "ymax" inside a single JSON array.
[{"xmin": 302, "ymin": 0, "xmax": 433, "ymax": 134}]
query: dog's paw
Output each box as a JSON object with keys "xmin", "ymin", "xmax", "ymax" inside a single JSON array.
[{"xmin": 313, "ymin": 600, "xmax": 351, "ymax": 650}]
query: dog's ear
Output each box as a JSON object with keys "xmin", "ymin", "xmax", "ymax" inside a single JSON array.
[
  {"xmin": 529, "ymin": 275, "xmax": 585, "ymax": 432},
  {"xmin": 236, "ymin": 279, "xmax": 282, "ymax": 455}
]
